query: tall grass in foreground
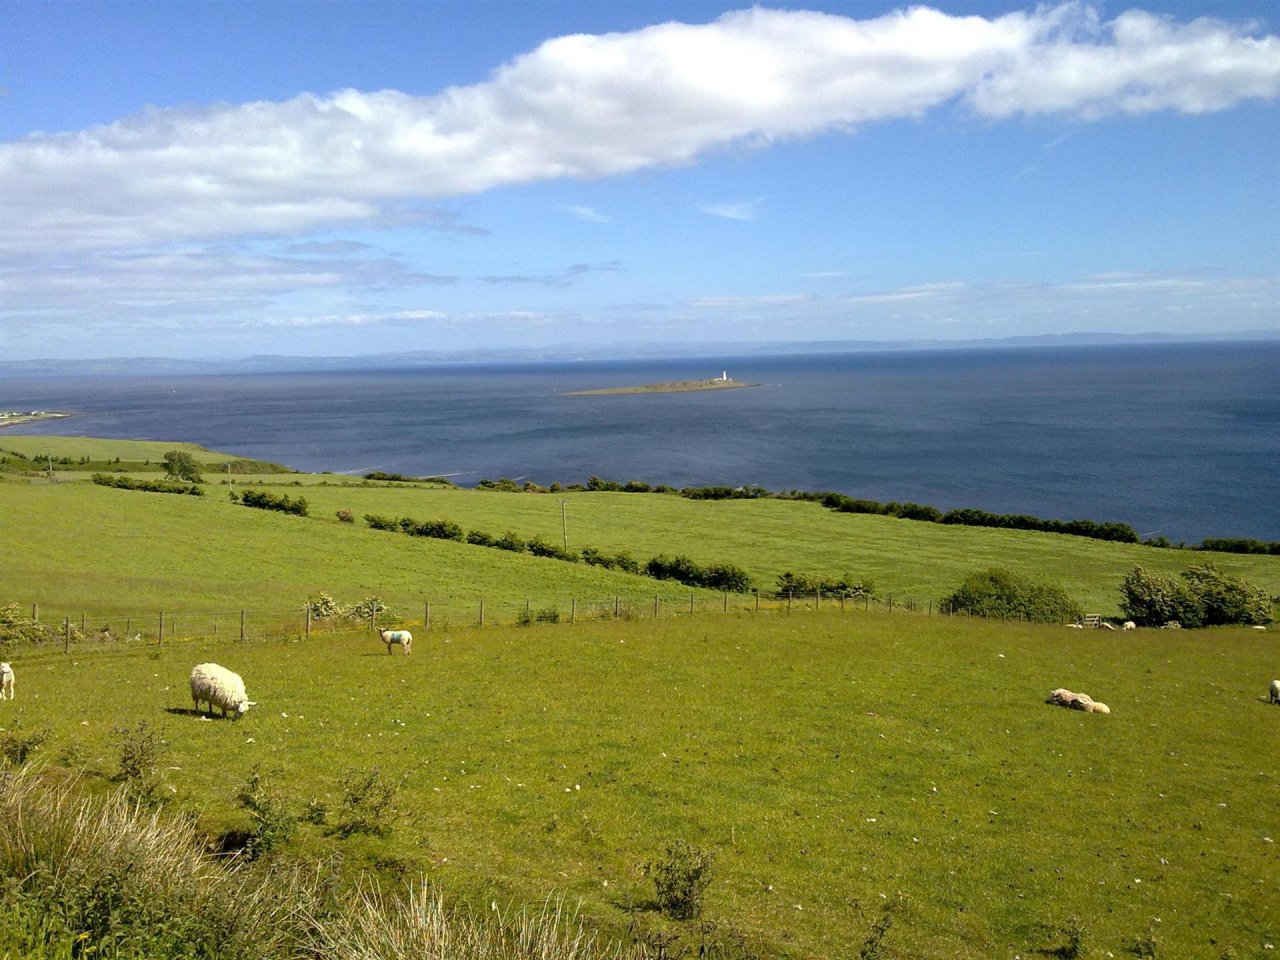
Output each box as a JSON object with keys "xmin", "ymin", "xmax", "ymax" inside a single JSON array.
[{"xmin": 0, "ymin": 766, "xmax": 644, "ymax": 960}]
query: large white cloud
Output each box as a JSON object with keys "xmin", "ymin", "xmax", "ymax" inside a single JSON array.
[{"xmin": 3, "ymin": 3, "xmax": 1277, "ymax": 254}]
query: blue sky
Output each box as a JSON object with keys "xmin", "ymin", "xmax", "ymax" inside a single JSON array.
[{"xmin": 2, "ymin": 1, "xmax": 1277, "ymax": 360}]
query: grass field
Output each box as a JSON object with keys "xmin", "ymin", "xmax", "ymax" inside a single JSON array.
[
  {"xmin": 2, "ymin": 435, "xmax": 1278, "ymax": 956},
  {"xmin": 1, "ymin": 435, "xmax": 1277, "ymax": 623},
  {"xmin": 4, "ymin": 611, "xmax": 1278, "ymax": 958}
]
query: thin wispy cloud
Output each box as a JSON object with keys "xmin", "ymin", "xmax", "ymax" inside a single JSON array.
[
  {"xmin": 4, "ymin": 4, "xmax": 1276, "ymax": 255},
  {"xmin": 698, "ymin": 198, "xmax": 765, "ymax": 221},
  {"xmin": 560, "ymin": 204, "xmax": 611, "ymax": 223}
]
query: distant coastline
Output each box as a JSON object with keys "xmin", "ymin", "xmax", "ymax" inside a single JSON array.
[
  {"xmin": 0, "ymin": 410, "xmax": 73, "ymax": 430},
  {"xmin": 565, "ymin": 376, "xmax": 759, "ymax": 397}
]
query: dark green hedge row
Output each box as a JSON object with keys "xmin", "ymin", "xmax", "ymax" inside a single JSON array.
[
  {"xmin": 239, "ymin": 490, "xmax": 308, "ymax": 516},
  {"xmin": 92, "ymin": 473, "xmax": 205, "ymax": 496},
  {"xmin": 363, "ymin": 513, "xmax": 753, "ymax": 592},
  {"xmin": 1196, "ymin": 538, "xmax": 1280, "ymax": 556}
]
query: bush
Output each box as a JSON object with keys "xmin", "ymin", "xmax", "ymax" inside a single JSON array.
[
  {"xmin": 364, "ymin": 513, "xmax": 399, "ymax": 531},
  {"xmin": 114, "ymin": 721, "xmax": 164, "ymax": 806},
  {"xmin": 775, "ymin": 572, "xmax": 875, "ymax": 599},
  {"xmin": 305, "ymin": 592, "xmax": 347, "ymax": 621},
  {"xmin": 494, "ymin": 531, "xmax": 526, "ymax": 553},
  {"xmin": 335, "ymin": 768, "xmax": 401, "ymax": 838},
  {"xmin": 240, "ymin": 490, "xmax": 307, "ymax": 516},
  {"xmin": 645, "ymin": 840, "xmax": 715, "ymax": 920},
  {"xmin": 0, "ymin": 602, "xmax": 57, "ymax": 648},
  {"xmin": 940, "ymin": 568, "xmax": 1083, "ymax": 623},
  {"xmin": 0, "ymin": 720, "xmax": 49, "ymax": 767},
  {"xmin": 527, "ymin": 537, "xmax": 578, "ymax": 562},
  {"xmin": 466, "ymin": 529, "xmax": 496, "ymax": 547},
  {"xmin": 236, "ymin": 766, "xmax": 296, "ymax": 860},
  {"xmin": 335, "ymin": 509, "xmax": 355, "ymax": 523},
  {"xmin": 162, "ymin": 449, "xmax": 203, "ymax": 482},
  {"xmin": 93, "ymin": 473, "xmax": 204, "ymax": 496},
  {"xmin": 400, "ymin": 517, "xmax": 464, "ymax": 541},
  {"xmin": 1121, "ymin": 563, "xmax": 1272, "ymax": 627}
]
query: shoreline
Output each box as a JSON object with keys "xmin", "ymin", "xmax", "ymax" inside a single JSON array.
[{"xmin": 0, "ymin": 411, "xmax": 74, "ymax": 430}]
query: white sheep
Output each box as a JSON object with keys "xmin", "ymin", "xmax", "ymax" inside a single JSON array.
[
  {"xmin": 1047, "ymin": 688, "xmax": 1108, "ymax": 715},
  {"xmin": 1270, "ymin": 680, "xmax": 1280, "ymax": 704},
  {"xmin": 1100, "ymin": 621, "xmax": 1117, "ymax": 631},
  {"xmin": 0, "ymin": 662, "xmax": 13, "ymax": 700},
  {"xmin": 190, "ymin": 663, "xmax": 255, "ymax": 718},
  {"xmin": 378, "ymin": 628, "xmax": 413, "ymax": 656},
  {"xmin": 1122, "ymin": 621, "xmax": 1136, "ymax": 631}
]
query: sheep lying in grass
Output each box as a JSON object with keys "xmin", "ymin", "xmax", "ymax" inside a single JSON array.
[
  {"xmin": 378, "ymin": 628, "xmax": 413, "ymax": 656},
  {"xmin": 1048, "ymin": 688, "xmax": 1110, "ymax": 715},
  {"xmin": 1270, "ymin": 680, "xmax": 1280, "ymax": 704},
  {"xmin": 190, "ymin": 663, "xmax": 255, "ymax": 719},
  {"xmin": 0, "ymin": 662, "xmax": 13, "ymax": 700}
]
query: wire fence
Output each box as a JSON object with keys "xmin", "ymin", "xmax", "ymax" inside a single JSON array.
[{"xmin": 13, "ymin": 590, "xmax": 939, "ymax": 651}]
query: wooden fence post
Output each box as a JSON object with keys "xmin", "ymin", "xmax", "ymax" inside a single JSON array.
[
  {"xmin": 723, "ymin": 592, "xmax": 728, "ymax": 613},
  {"xmin": 689, "ymin": 592, "xmax": 694, "ymax": 615},
  {"xmin": 32, "ymin": 603, "xmax": 38, "ymax": 623},
  {"xmin": 479, "ymin": 600, "xmax": 485, "ymax": 626},
  {"xmin": 63, "ymin": 617, "xmax": 69, "ymax": 653},
  {"xmin": 305, "ymin": 605, "xmax": 311, "ymax": 639},
  {"xmin": 570, "ymin": 599, "xmax": 576, "ymax": 624},
  {"xmin": 614, "ymin": 596, "xmax": 620, "ymax": 619},
  {"xmin": 425, "ymin": 601, "xmax": 430, "ymax": 631},
  {"xmin": 653, "ymin": 596, "xmax": 659, "ymax": 619},
  {"xmin": 158, "ymin": 612, "xmax": 164, "ymax": 645},
  {"xmin": 754, "ymin": 590, "xmax": 759, "ymax": 612},
  {"xmin": 240, "ymin": 610, "xmax": 245, "ymax": 642},
  {"xmin": 787, "ymin": 591, "xmax": 792, "ymax": 613},
  {"xmin": 213, "ymin": 617, "xmax": 218, "ymax": 637},
  {"xmin": 81, "ymin": 613, "xmax": 86, "ymax": 633}
]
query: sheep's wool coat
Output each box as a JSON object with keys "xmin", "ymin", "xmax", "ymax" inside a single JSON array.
[{"xmin": 190, "ymin": 662, "xmax": 250, "ymax": 716}]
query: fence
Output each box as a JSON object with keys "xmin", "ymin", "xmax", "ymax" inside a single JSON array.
[{"xmin": 12, "ymin": 590, "xmax": 938, "ymax": 651}]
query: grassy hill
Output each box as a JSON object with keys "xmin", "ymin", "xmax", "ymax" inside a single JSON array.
[
  {"xmin": 2, "ymin": 436, "xmax": 1278, "ymax": 957},
  {"xmin": 1, "ymin": 435, "xmax": 1276, "ymax": 625}
]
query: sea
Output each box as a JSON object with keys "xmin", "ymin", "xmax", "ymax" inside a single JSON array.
[{"xmin": 2, "ymin": 340, "xmax": 1277, "ymax": 543}]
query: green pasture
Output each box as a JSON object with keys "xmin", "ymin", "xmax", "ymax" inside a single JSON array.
[
  {"xmin": 4, "ymin": 611, "xmax": 1277, "ymax": 958},
  {"xmin": 1, "ymin": 446, "xmax": 1277, "ymax": 622}
]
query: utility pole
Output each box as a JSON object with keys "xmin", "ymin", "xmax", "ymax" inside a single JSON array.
[{"xmin": 560, "ymin": 498, "xmax": 568, "ymax": 552}]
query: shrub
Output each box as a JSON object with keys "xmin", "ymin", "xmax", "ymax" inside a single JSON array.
[
  {"xmin": 240, "ymin": 490, "xmax": 308, "ymax": 516},
  {"xmin": 93, "ymin": 473, "xmax": 204, "ymax": 496},
  {"xmin": 527, "ymin": 537, "xmax": 578, "ymax": 562},
  {"xmin": 236, "ymin": 766, "xmax": 296, "ymax": 860},
  {"xmin": 162, "ymin": 449, "xmax": 203, "ymax": 482},
  {"xmin": 775, "ymin": 572, "xmax": 875, "ymax": 599},
  {"xmin": 466, "ymin": 529, "xmax": 496, "ymax": 547},
  {"xmin": 347, "ymin": 596, "xmax": 393, "ymax": 623},
  {"xmin": 336, "ymin": 508, "xmax": 355, "ymax": 523},
  {"xmin": 940, "ymin": 568, "xmax": 1083, "ymax": 623},
  {"xmin": 494, "ymin": 531, "xmax": 526, "ymax": 553},
  {"xmin": 1121, "ymin": 563, "xmax": 1272, "ymax": 627},
  {"xmin": 114, "ymin": 720, "xmax": 164, "ymax": 806},
  {"xmin": 401, "ymin": 517, "xmax": 464, "ymax": 541},
  {"xmin": 701, "ymin": 562, "xmax": 752, "ymax": 593},
  {"xmin": 305, "ymin": 592, "xmax": 347, "ymax": 621},
  {"xmin": 0, "ymin": 602, "xmax": 56, "ymax": 648},
  {"xmin": 364, "ymin": 513, "xmax": 399, "ymax": 531},
  {"xmin": 0, "ymin": 721, "xmax": 49, "ymax": 767},
  {"xmin": 335, "ymin": 768, "xmax": 401, "ymax": 838},
  {"xmin": 645, "ymin": 840, "xmax": 715, "ymax": 920}
]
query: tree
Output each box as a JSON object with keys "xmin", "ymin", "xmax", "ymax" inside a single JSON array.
[
  {"xmin": 1122, "ymin": 563, "xmax": 1272, "ymax": 627},
  {"xmin": 940, "ymin": 567, "xmax": 1082, "ymax": 623},
  {"xmin": 162, "ymin": 449, "xmax": 202, "ymax": 482}
]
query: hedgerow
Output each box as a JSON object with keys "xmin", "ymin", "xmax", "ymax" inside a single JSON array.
[{"xmin": 92, "ymin": 473, "xmax": 204, "ymax": 496}]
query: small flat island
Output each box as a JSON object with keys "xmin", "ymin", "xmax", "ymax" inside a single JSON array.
[
  {"xmin": 565, "ymin": 372, "xmax": 759, "ymax": 397},
  {"xmin": 0, "ymin": 410, "xmax": 74, "ymax": 429}
]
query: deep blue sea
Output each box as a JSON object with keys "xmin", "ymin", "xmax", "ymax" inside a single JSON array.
[{"xmin": 2, "ymin": 341, "xmax": 1277, "ymax": 542}]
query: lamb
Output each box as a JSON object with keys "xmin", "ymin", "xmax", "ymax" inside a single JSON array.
[
  {"xmin": 378, "ymin": 628, "xmax": 413, "ymax": 656},
  {"xmin": 0, "ymin": 662, "xmax": 13, "ymax": 700},
  {"xmin": 1122, "ymin": 621, "xmax": 1137, "ymax": 631},
  {"xmin": 1270, "ymin": 680, "xmax": 1280, "ymax": 704},
  {"xmin": 190, "ymin": 663, "xmax": 255, "ymax": 718}
]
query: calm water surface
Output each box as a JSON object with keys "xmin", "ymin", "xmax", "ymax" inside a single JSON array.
[{"xmin": 3, "ymin": 342, "xmax": 1277, "ymax": 542}]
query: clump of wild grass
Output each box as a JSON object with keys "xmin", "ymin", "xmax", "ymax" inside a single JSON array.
[
  {"xmin": 0, "ymin": 719, "xmax": 49, "ymax": 767},
  {"xmin": 335, "ymin": 767, "xmax": 401, "ymax": 837},
  {"xmin": 314, "ymin": 882, "xmax": 648, "ymax": 960},
  {"xmin": 0, "ymin": 766, "xmax": 317, "ymax": 959}
]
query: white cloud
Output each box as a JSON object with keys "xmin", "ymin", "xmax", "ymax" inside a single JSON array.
[
  {"xmin": 698, "ymin": 197, "xmax": 765, "ymax": 220},
  {"xmin": 686, "ymin": 293, "xmax": 808, "ymax": 307},
  {"xmin": 3, "ymin": 4, "xmax": 1276, "ymax": 255},
  {"xmin": 560, "ymin": 204, "xmax": 611, "ymax": 223}
]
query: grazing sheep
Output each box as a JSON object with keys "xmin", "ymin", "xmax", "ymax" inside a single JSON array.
[
  {"xmin": 190, "ymin": 663, "xmax": 255, "ymax": 718},
  {"xmin": 1066, "ymin": 623, "xmax": 1085, "ymax": 629},
  {"xmin": 0, "ymin": 662, "xmax": 13, "ymax": 700},
  {"xmin": 378, "ymin": 628, "xmax": 413, "ymax": 656},
  {"xmin": 1123, "ymin": 621, "xmax": 1137, "ymax": 631},
  {"xmin": 1270, "ymin": 680, "xmax": 1280, "ymax": 704},
  {"xmin": 1088, "ymin": 702, "xmax": 1111, "ymax": 715}
]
